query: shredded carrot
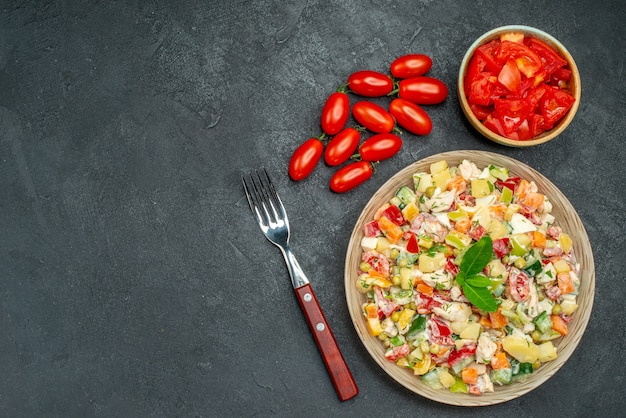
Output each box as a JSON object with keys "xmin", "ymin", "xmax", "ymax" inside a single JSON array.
[
  {"xmin": 454, "ymin": 217, "xmax": 471, "ymax": 234},
  {"xmin": 557, "ymin": 272, "xmax": 575, "ymax": 294},
  {"xmin": 461, "ymin": 367, "xmax": 479, "ymax": 384},
  {"xmin": 489, "ymin": 307, "xmax": 509, "ymax": 329},
  {"xmin": 551, "ymin": 314, "xmax": 569, "ymax": 336}
]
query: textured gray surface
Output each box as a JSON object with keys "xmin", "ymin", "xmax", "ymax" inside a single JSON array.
[{"xmin": 1, "ymin": 1, "xmax": 624, "ymax": 417}]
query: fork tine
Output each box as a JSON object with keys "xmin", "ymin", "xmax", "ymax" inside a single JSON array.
[
  {"xmin": 258, "ymin": 168, "xmax": 288, "ymax": 225},
  {"xmin": 242, "ymin": 172, "xmax": 267, "ymax": 227}
]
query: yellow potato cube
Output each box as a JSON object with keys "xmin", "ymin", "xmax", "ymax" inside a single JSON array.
[
  {"xmin": 553, "ymin": 259, "xmax": 571, "ymax": 274},
  {"xmin": 430, "ymin": 160, "xmax": 448, "ymax": 175},
  {"xmin": 459, "ymin": 322, "xmax": 482, "ymax": 340},
  {"xmin": 487, "ymin": 219, "xmax": 508, "ymax": 240},
  {"xmin": 537, "ymin": 341, "xmax": 558, "ymax": 362},
  {"xmin": 471, "ymin": 178, "xmax": 492, "ymax": 198},
  {"xmin": 502, "ymin": 335, "xmax": 540, "ymax": 363},
  {"xmin": 432, "ymin": 169, "xmax": 452, "ymax": 190},
  {"xmin": 419, "ymin": 252, "xmax": 446, "ymax": 273},
  {"xmin": 400, "ymin": 267, "xmax": 414, "ymax": 290},
  {"xmin": 414, "ymin": 172, "xmax": 433, "ymax": 193},
  {"xmin": 559, "ymin": 232, "xmax": 573, "ymax": 254},
  {"xmin": 438, "ymin": 369, "xmax": 456, "ymax": 388}
]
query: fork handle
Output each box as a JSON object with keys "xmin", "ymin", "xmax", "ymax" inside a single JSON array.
[{"xmin": 294, "ymin": 284, "xmax": 359, "ymax": 401}]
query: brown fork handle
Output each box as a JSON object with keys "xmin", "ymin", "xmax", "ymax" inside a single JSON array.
[{"xmin": 294, "ymin": 284, "xmax": 359, "ymax": 401}]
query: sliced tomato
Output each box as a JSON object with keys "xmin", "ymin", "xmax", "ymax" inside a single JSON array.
[
  {"xmin": 468, "ymin": 73, "xmax": 494, "ymax": 106},
  {"xmin": 495, "ymin": 40, "xmax": 543, "ymax": 78},
  {"xmin": 500, "ymin": 32, "xmax": 524, "ymax": 44},
  {"xmin": 469, "ymin": 103, "xmax": 493, "ymax": 120},
  {"xmin": 497, "ymin": 58, "xmax": 522, "ymax": 93},
  {"xmin": 528, "ymin": 37, "xmax": 568, "ymax": 78},
  {"xmin": 515, "ymin": 118, "xmax": 533, "ymax": 140},
  {"xmin": 475, "ymin": 39, "xmax": 501, "ymax": 73},
  {"xmin": 539, "ymin": 86, "xmax": 576, "ymax": 127},
  {"xmin": 524, "ymin": 84, "xmax": 549, "ymax": 113},
  {"xmin": 549, "ymin": 67, "xmax": 572, "ymax": 87},
  {"xmin": 464, "ymin": 54, "xmax": 484, "ymax": 97},
  {"xmin": 493, "ymin": 97, "xmax": 531, "ymax": 134},
  {"xmin": 527, "ymin": 113, "xmax": 546, "ymax": 137},
  {"xmin": 465, "ymin": 33, "xmax": 574, "ymax": 141},
  {"xmin": 483, "ymin": 115, "xmax": 519, "ymax": 140}
]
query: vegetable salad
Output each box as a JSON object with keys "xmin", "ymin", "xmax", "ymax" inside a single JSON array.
[{"xmin": 356, "ymin": 159, "xmax": 579, "ymax": 395}]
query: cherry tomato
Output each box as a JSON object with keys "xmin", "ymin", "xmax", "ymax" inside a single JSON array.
[
  {"xmin": 288, "ymin": 137, "xmax": 324, "ymax": 181},
  {"xmin": 329, "ymin": 161, "xmax": 373, "ymax": 193},
  {"xmin": 352, "ymin": 101, "xmax": 395, "ymax": 133},
  {"xmin": 347, "ymin": 70, "xmax": 393, "ymax": 97},
  {"xmin": 324, "ymin": 127, "xmax": 360, "ymax": 166},
  {"xmin": 320, "ymin": 91, "xmax": 350, "ymax": 135},
  {"xmin": 390, "ymin": 54, "xmax": 432, "ymax": 79},
  {"xmin": 389, "ymin": 98, "xmax": 432, "ymax": 136},
  {"xmin": 358, "ymin": 133, "xmax": 402, "ymax": 162},
  {"xmin": 398, "ymin": 76, "xmax": 448, "ymax": 105}
]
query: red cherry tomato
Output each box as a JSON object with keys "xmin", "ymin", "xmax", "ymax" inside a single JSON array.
[
  {"xmin": 288, "ymin": 137, "xmax": 324, "ymax": 181},
  {"xmin": 389, "ymin": 98, "xmax": 432, "ymax": 136},
  {"xmin": 390, "ymin": 54, "xmax": 432, "ymax": 79},
  {"xmin": 320, "ymin": 91, "xmax": 350, "ymax": 135},
  {"xmin": 352, "ymin": 101, "xmax": 395, "ymax": 133},
  {"xmin": 324, "ymin": 127, "xmax": 360, "ymax": 166},
  {"xmin": 347, "ymin": 70, "xmax": 393, "ymax": 97},
  {"xmin": 329, "ymin": 161, "xmax": 373, "ymax": 193},
  {"xmin": 398, "ymin": 76, "xmax": 448, "ymax": 105},
  {"xmin": 358, "ymin": 133, "xmax": 402, "ymax": 162}
]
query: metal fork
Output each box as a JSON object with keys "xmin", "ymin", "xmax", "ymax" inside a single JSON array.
[{"xmin": 242, "ymin": 168, "xmax": 358, "ymax": 402}]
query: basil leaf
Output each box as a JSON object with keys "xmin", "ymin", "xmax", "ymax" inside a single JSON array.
[
  {"xmin": 459, "ymin": 236, "xmax": 494, "ymax": 276},
  {"xmin": 465, "ymin": 274, "xmax": 491, "ymax": 288},
  {"xmin": 462, "ymin": 283, "xmax": 498, "ymax": 312},
  {"xmin": 456, "ymin": 270, "xmax": 466, "ymax": 286}
]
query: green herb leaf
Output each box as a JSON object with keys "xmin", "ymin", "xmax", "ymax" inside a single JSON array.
[
  {"xmin": 462, "ymin": 283, "xmax": 498, "ymax": 312},
  {"xmin": 456, "ymin": 270, "xmax": 466, "ymax": 286},
  {"xmin": 465, "ymin": 274, "xmax": 491, "ymax": 288},
  {"xmin": 459, "ymin": 236, "xmax": 494, "ymax": 276},
  {"xmin": 457, "ymin": 236, "xmax": 497, "ymax": 312}
]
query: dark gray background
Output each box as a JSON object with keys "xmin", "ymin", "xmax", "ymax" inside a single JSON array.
[{"xmin": 1, "ymin": 1, "xmax": 624, "ymax": 417}]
